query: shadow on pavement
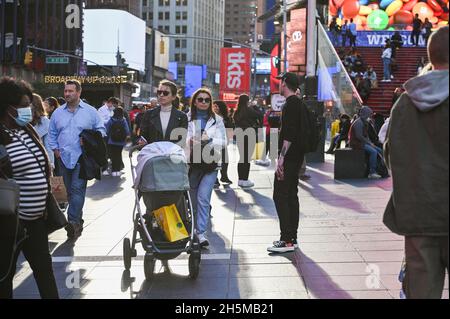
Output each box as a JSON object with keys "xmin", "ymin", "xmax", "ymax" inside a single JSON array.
[{"xmin": 86, "ymin": 177, "xmax": 126, "ymax": 201}]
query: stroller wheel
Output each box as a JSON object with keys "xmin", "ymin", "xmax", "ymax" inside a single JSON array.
[
  {"xmin": 188, "ymin": 253, "xmax": 201, "ymax": 280},
  {"xmin": 123, "ymin": 238, "xmax": 132, "ymax": 270},
  {"xmin": 144, "ymin": 254, "xmax": 155, "ymax": 281}
]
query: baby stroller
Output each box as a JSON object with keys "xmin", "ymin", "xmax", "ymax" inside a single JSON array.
[{"xmin": 123, "ymin": 142, "xmax": 201, "ymax": 280}]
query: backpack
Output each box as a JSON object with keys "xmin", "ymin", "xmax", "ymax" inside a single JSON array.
[
  {"xmin": 300, "ymin": 101, "xmax": 321, "ymax": 154},
  {"xmin": 109, "ymin": 120, "xmax": 127, "ymax": 143}
]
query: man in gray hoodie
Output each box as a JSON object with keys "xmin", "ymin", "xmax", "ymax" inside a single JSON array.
[
  {"xmin": 349, "ymin": 106, "xmax": 383, "ymax": 179},
  {"xmin": 383, "ymin": 26, "xmax": 449, "ymax": 299}
]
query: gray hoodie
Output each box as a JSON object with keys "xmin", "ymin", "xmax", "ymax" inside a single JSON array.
[{"xmin": 404, "ymin": 70, "xmax": 449, "ymax": 112}]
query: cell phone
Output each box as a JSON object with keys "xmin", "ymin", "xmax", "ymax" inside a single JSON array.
[{"xmin": 138, "ymin": 136, "xmax": 147, "ymax": 144}]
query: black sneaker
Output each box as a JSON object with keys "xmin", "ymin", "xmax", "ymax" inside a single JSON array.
[
  {"xmin": 220, "ymin": 177, "xmax": 233, "ymax": 185},
  {"xmin": 65, "ymin": 222, "xmax": 75, "ymax": 239},
  {"xmin": 267, "ymin": 241, "xmax": 295, "ymax": 253}
]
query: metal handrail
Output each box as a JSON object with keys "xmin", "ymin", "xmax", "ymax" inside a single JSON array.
[{"xmin": 317, "ymin": 21, "xmax": 364, "ymax": 107}]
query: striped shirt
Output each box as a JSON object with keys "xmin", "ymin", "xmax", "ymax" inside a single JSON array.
[{"xmin": 5, "ymin": 129, "xmax": 49, "ymax": 221}]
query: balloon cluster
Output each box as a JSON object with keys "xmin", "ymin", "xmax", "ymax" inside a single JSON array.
[{"xmin": 329, "ymin": 0, "xmax": 449, "ymax": 31}]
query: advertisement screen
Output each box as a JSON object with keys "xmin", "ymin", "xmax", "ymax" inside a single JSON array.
[
  {"xmin": 328, "ymin": 0, "xmax": 449, "ymax": 31},
  {"xmin": 185, "ymin": 64, "xmax": 203, "ymax": 98},
  {"xmin": 256, "ymin": 57, "xmax": 271, "ymax": 74},
  {"xmin": 84, "ymin": 9, "xmax": 146, "ymax": 72}
]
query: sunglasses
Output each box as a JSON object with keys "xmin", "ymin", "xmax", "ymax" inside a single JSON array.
[
  {"xmin": 196, "ymin": 97, "xmax": 211, "ymax": 104},
  {"xmin": 157, "ymin": 90, "xmax": 171, "ymax": 97}
]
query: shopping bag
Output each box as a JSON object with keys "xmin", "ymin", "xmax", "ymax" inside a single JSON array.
[
  {"xmin": 252, "ymin": 142, "xmax": 265, "ymax": 161},
  {"xmin": 152, "ymin": 204, "xmax": 189, "ymax": 242},
  {"xmin": 50, "ymin": 176, "xmax": 68, "ymax": 203}
]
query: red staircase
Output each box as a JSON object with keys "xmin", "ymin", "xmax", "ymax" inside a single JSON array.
[{"xmin": 356, "ymin": 47, "xmax": 428, "ymax": 116}]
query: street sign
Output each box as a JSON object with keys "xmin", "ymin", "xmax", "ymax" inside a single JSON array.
[{"xmin": 46, "ymin": 56, "xmax": 69, "ymax": 64}]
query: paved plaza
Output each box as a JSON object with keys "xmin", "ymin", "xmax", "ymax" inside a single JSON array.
[{"xmin": 12, "ymin": 145, "xmax": 449, "ymax": 299}]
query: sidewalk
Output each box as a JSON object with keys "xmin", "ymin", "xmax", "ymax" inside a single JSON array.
[{"xmin": 12, "ymin": 145, "xmax": 449, "ymax": 299}]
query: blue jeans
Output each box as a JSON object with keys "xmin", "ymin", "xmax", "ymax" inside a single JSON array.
[
  {"xmin": 383, "ymin": 58, "xmax": 391, "ymax": 80},
  {"xmin": 58, "ymin": 159, "xmax": 87, "ymax": 224},
  {"xmin": 363, "ymin": 144, "xmax": 383, "ymax": 174},
  {"xmin": 189, "ymin": 167, "xmax": 218, "ymax": 235}
]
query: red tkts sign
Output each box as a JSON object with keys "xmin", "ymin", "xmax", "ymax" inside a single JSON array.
[{"xmin": 220, "ymin": 48, "xmax": 251, "ymax": 95}]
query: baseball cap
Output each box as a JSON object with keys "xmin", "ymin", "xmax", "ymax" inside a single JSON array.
[{"xmin": 276, "ymin": 72, "xmax": 300, "ymax": 89}]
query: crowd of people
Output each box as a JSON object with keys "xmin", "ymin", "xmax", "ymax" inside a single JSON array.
[{"xmin": 0, "ymin": 25, "xmax": 448, "ymax": 300}]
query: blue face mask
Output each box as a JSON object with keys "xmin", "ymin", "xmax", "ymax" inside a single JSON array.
[{"xmin": 14, "ymin": 107, "xmax": 33, "ymax": 127}]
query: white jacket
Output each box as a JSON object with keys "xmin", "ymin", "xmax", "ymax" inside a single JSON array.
[
  {"xmin": 98, "ymin": 104, "xmax": 113, "ymax": 125},
  {"xmin": 185, "ymin": 113, "xmax": 227, "ymax": 163}
]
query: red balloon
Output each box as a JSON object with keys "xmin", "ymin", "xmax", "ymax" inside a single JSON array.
[
  {"xmin": 394, "ymin": 10, "xmax": 414, "ymax": 24},
  {"xmin": 342, "ymin": 0, "xmax": 360, "ymax": 18},
  {"xmin": 441, "ymin": 12, "xmax": 449, "ymax": 20},
  {"xmin": 402, "ymin": 0, "xmax": 419, "ymax": 11},
  {"xmin": 330, "ymin": 2, "xmax": 338, "ymax": 16},
  {"xmin": 427, "ymin": 0, "xmax": 443, "ymax": 12},
  {"xmin": 334, "ymin": 0, "xmax": 346, "ymax": 9}
]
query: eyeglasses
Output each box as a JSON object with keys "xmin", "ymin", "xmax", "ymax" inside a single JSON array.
[
  {"xmin": 196, "ymin": 97, "xmax": 211, "ymax": 104},
  {"xmin": 157, "ymin": 90, "xmax": 171, "ymax": 97}
]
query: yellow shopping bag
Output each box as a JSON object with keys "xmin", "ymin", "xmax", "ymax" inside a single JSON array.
[
  {"xmin": 252, "ymin": 142, "xmax": 265, "ymax": 161},
  {"xmin": 152, "ymin": 204, "xmax": 189, "ymax": 242},
  {"xmin": 331, "ymin": 120, "xmax": 340, "ymax": 138}
]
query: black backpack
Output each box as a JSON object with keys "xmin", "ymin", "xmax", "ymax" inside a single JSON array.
[
  {"xmin": 300, "ymin": 101, "xmax": 321, "ymax": 154},
  {"xmin": 109, "ymin": 120, "xmax": 127, "ymax": 143}
]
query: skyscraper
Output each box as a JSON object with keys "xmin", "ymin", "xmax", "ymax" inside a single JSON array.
[{"xmin": 142, "ymin": 0, "xmax": 225, "ymax": 94}]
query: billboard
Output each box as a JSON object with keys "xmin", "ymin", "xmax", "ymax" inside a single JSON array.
[
  {"xmin": 327, "ymin": 30, "xmax": 429, "ymax": 46},
  {"xmin": 328, "ymin": 0, "xmax": 449, "ymax": 31},
  {"xmin": 255, "ymin": 57, "xmax": 271, "ymax": 74},
  {"xmin": 219, "ymin": 48, "xmax": 251, "ymax": 95},
  {"xmin": 185, "ymin": 64, "xmax": 203, "ymax": 98},
  {"xmin": 270, "ymin": 44, "xmax": 281, "ymax": 93},
  {"xmin": 84, "ymin": 9, "xmax": 146, "ymax": 72},
  {"xmin": 281, "ymin": 8, "xmax": 307, "ymax": 75}
]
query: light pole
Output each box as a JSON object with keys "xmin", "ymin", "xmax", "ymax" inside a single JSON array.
[{"xmin": 252, "ymin": 7, "xmax": 258, "ymax": 99}]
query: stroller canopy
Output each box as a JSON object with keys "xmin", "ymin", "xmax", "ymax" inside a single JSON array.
[{"xmin": 134, "ymin": 142, "xmax": 190, "ymax": 192}]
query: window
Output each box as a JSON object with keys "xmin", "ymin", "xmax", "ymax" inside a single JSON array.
[
  {"xmin": 165, "ymin": 12, "xmax": 170, "ymax": 20},
  {"xmin": 143, "ymin": 12, "xmax": 147, "ymax": 20},
  {"xmin": 143, "ymin": 0, "xmax": 148, "ymax": 6},
  {"xmin": 182, "ymin": 12, "xmax": 188, "ymax": 20},
  {"xmin": 158, "ymin": 12, "xmax": 164, "ymax": 20},
  {"xmin": 181, "ymin": 53, "xmax": 186, "ymax": 61},
  {"xmin": 176, "ymin": 12, "xmax": 181, "ymax": 20},
  {"xmin": 182, "ymin": 25, "xmax": 187, "ymax": 34},
  {"xmin": 164, "ymin": 26, "xmax": 170, "ymax": 33}
]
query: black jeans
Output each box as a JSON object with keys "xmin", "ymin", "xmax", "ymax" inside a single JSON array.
[
  {"xmin": 273, "ymin": 157, "xmax": 303, "ymax": 242},
  {"xmin": 108, "ymin": 144, "xmax": 124, "ymax": 172},
  {"xmin": 0, "ymin": 218, "xmax": 59, "ymax": 299},
  {"xmin": 220, "ymin": 146, "xmax": 230, "ymax": 179},
  {"xmin": 412, "ymin": 31, "xmax": 420, "ymax": 46},
  {"xmin": 237, "ymin": 135, "xmax": 256, "ymax": 181}
]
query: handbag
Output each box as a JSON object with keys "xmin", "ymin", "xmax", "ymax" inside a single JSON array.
[
  {"xmin": 45, "ymin": 193, "xmax": 68, "ymax": 235},
  {"xmin": 0, "ymin": 176, "xmax": 20, "ymax": 217}
]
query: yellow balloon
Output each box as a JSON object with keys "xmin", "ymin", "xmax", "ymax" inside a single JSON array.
[
  {"xmin": 359, "ymin": 5, "xmax": 372, "ymax": 16},
  {"xmin": 386, "ymin": 0, "xmax": 403, "ymax": 16},
  {"xmin": 438, "ymin": 20, "xmax": 448, "ymax": 26}
]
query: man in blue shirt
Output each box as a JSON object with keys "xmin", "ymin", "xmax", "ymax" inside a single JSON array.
[
  {"xmin": 48, "ymin": 80, "xmax": 105, "ymax": 239},
  {"xmin": 341, "ymin": 20, "xmax": 349, "ymax": 47},
  {"xmin": 349, "ymin": 18, "xmax": 357, "ymax": 47}
]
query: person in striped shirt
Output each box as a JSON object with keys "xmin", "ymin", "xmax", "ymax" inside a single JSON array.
[{"xmin": 0, "ymin": 77, "xmax": 58, "ymax": 299}]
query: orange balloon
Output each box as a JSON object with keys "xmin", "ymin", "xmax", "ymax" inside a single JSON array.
[
  {"xmin": 334, "ymin": 0, "xmax": 346, "ymax": 8},
  {"xmin": 354, "ymin": 15, "xmax": 368, "ymax": 30},
  {"xmin": 342, "ymin": 0, "xmax": 361, "ymax": 18},
  {"xmin": 330, "ymin": 2, "xmax": 338, "ymax": 16},
  {"xmin": 430, "ymin": 16, "xmax": 439, "ymax": 23},
  {"xmin": 402, "ymin": 0, "xmax": 418, "ymax": 11},
  {"xmin": 405, "ymin": 25, "xmax": 413, "ymax": 31},
  {"xmin": 413, "ymin": 3, "xmax": 435, "ymax": 20}
]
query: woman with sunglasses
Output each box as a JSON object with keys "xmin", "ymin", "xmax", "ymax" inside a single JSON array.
[
  {"xmin": 186, "ymin": 89, "xmax": 227, "ymax": 247},
  {"xmin": 139, "ymin": 80, "xmax": 188, "ymax": 147},
  {"xmin": 0, "ymin": 77, "xmax": 59, "ymax": 299}
]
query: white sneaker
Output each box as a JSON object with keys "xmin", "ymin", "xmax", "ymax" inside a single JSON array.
[
  {"xmin": 391, "ymin": 75, "xmax": 394, "ymax": 79},
  {"xmin": 111, "ymin": 172, "xmax": 120, "ymax": 177},
  {"xmin": 197, "ymin": 233, "xmax": 209, "ymax": 248},
  {"xmin": 102, "ymin": 170, "xmax": 110, "ymax": 176},
  {"xmin": 385, "ymin": 79, "xmax": 392, "ymax": 82},
  {"xmin": 368, "ymin": 173, "xmax": 382, "ymax": 179},
  {"xmin": 238, "ymin": 180, "xmax": 254, "ymax": 188}
]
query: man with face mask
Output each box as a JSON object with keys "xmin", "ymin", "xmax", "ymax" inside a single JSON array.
[
  {"xmin": 98, "ymin": 97, "xmax": 119, "ymax": 126},
  {"xmin": 349, "ymin": 106, "xmax": 383, "ymax": 179}
]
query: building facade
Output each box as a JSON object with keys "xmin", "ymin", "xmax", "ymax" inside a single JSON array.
[
  {"xmin": 84, "ymin": 0, "xmax": 142, "ymax": 18},
  {"xmin": 0, "ymin": 0, "xmax": 83, "ymax": 82},
  {"xmin": 142, "ymin": 0, "xmax": 225, "ymax": 96}
]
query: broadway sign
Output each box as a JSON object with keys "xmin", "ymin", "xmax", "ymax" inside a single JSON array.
[{"xmin": 220, "ymin": 48, "xmax": 251, "ymax": 100}]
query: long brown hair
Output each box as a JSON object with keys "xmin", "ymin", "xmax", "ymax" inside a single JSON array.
[
  {"xmin": 233, "ymin": 94, "xmax": 250, "ymax": 123},
  {"xmin": 31, "ymin": 93, "xmax": 46, "ymax": 126},
  {"xmin": 189, "ymin": 88, "xmax": 215, "ymax": 121}
]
